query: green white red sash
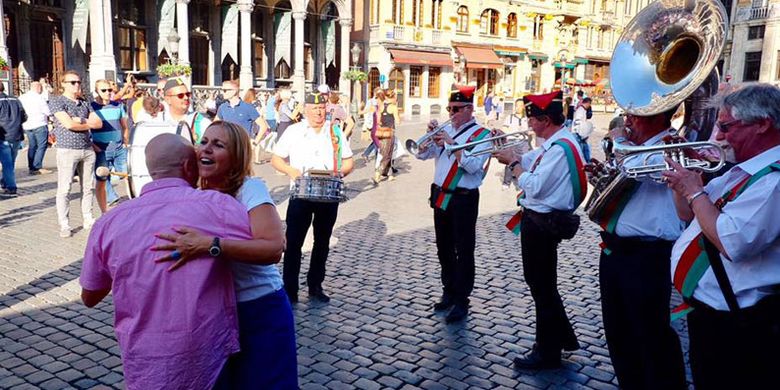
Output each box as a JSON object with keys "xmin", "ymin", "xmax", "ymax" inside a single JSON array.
[
  {"xmin": 597, "ymin": 180, "xmax": 641, "ymax": 255},
  {"xmin": 330, "ymin": 122, "xmax": 344, "ymax": 173},
  {"xmin": 433, "ymin": 127, "xmax": 492, "ymax": 210},
  {"xmin": 505, "ymin": 138, "xmax": 587, "ymax": 235},
  {"xmin": 671, "ymin": 161, "xmax": 780, "ymax": 321}
]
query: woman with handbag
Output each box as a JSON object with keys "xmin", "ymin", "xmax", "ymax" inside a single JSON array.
[{"xmin": 373, "ymin": 89, "xmax": 400, "ymax": 184}]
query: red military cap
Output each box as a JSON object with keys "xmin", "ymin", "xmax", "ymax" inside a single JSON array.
[
  {"xmin": 523, "ymin": 90, "xmax": 563, "ymax": 118},
  {"xmin": 449, "ymin": 85, "xmax": 477, "ymax": 103}
]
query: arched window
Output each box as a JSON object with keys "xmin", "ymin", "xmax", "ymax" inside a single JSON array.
[
  {"xmin": 507, "ymin": 13, "xmax": 517, "ymax": 38},
  {"xmin": 456, "ymin": 6, "xmax": 469, "ymax": 33},
  {"xmin": 368, "ymin": 68, "xmax": 381, "ymax": 93},
  {"xmin": 480, "ymin": 9, "xmax": 499, "ymax": 36}
]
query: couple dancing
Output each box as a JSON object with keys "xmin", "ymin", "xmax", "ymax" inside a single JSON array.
[{"xmin": 79, "ymin": 121, "xmax": 297, "ymax": 389}]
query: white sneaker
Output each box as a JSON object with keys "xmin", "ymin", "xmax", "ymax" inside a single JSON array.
[{"xmin": 59, "ymin": 229, "xmax": 71, "ymax": 238}]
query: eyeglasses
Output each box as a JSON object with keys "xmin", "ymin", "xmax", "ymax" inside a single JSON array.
[
  {"xmin": 166, "ymin": 92, "xmax": 192, "ymax": 99},
  {"xmin": 98, "ymin": 89, "xmax": 110, "ymax": 93},
  {"xmin": 446, "ymin": 105, "xmax": 471, "ymax": 113},
  {"xmin": 64, "ymin": 80, "xmax": 81, "ymax": 85},
  {"xmin": 716, "ymin": 119, "xmax": 744, "ymax": 134}
]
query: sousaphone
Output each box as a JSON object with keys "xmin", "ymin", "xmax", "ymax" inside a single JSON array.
[{"xmin": 585, "ymin": 0, "xmax": 728, "ymax": 223}]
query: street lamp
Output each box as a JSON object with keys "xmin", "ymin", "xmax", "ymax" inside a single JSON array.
[
  {"xmin": 167, "ymin": 28, "xmax": 180, "ymax": 65},
  {"xmin": 350, "ymin": 43, "xmax": 361, "ymax": 117}
]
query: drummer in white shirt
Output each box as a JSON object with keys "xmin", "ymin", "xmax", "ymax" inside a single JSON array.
[{"xmin": 271, "ymin": 91, "xmax": 354, "ymax": 304}]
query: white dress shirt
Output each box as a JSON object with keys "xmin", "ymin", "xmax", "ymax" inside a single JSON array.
[
  {"xmin": 517, "ymin": 128, "xmax": 585, "ymax": 212},
  {"xmin": 572, "ymin": 106, "xmax": 594, "ymax": 139},
  {"xmin": 19, "ymin": 90, "xmax": 50, "ymax": 130},
  {"xmin": 671, "ymin": 144, "xmax": 780, "ymax": 310},
  {"xmin": 415, "ymin": 119, "xmax": 491, "ymax": 189},
  {"xmin": 614, "ymin": 130, "xmax": 686, "ymax": 240},
  {"xmin": 273, "ymin": 121, "xmax": 353, "ymax": 181}
]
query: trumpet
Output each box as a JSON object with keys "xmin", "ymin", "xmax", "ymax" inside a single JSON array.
[
  {"xmin": 444, "ymin": 131, "xmax": 530, "ymax": 157},
  {"xmin": 404, "ymin": 120, "xmax": 452, "ymax": 155},
  {"xmin": 612, "ymin": 140, "xmax": 726, "ymax": 180}
]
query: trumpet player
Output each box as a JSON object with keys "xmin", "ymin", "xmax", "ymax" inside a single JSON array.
[
  {"xmin": 663, "ymin": 84, "xmax": 780, "ymax": 389},
  {"xmin": 414, "ymin": 85, "xmax": 491, "ymax": 323},
  {"xmin": 596, "ymin": 107, "xmax": 687, "ymax": 389},
  {"xmin": 493, "ymin": 91, "xmax": 586, "ymax": 370}
]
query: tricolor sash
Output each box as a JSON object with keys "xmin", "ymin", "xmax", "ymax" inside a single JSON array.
[
  {"xmin": 433, "ymin": 126, "xmax": 491, "ymax": 210},
  {"xmin": 671, "ymin": 161, "xmax": 780, "ymax": 321},
  {"xmin": 505, "ymin": 138, "xmax": 586, "ymax": 235},
  {"xmin": 596, "ymin": 180, "xmax": 641, "ymax": 255},
  {"xmin": 330, "ymin": 122, "xmax": 344, "ymax": 173}
]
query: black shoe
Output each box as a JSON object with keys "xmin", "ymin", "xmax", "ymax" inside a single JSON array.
[
  {"xmin": 29, "ymin": 170, "xmax": 41, "ymax": 175},
  {"xmin": 445, "ymin": 304, "xmax": 468, "ymax": 323},
  {"xmin": 309, "ymin": 290, "xmax": 331, "ymax": 303},
  {"xmin": 513, "ymin": 348, "xmax": 561, "ymax": 370},
  {"xmin": 391, "ymin": 167, "xmax": 399, "ymax": 174},
  {"xmin": 285, "ymin": 289, "xmax": 298, "ymax": 304},
  {"xmin": 1, "ymin": 189, "xmax": 18, "ymax": 197},
  {"xmin": 563, "ymin": 339, "xmax": 581, "ymax": 352},
  {"xmin": 433, "ymin": 296, "xmax": 454, "ymax": 312}
]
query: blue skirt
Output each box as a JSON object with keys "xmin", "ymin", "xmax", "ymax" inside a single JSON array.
[{"xmin": 214, "ymin": 289, "xmax": 298, "ymax": 389}]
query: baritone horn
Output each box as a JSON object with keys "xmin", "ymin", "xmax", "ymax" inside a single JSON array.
[
  {"xmin": 443, "ymin": 131, "xmax": 530, "ymax": 157},
  {"xmin": 404, "ymin": 120, "xmax": 452, "ymax": 155},
  {"xmin": 611, "ymin": 139, "xmax": 726, "ymax": 181}
]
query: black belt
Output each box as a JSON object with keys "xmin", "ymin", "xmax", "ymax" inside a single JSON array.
[
  {"xmin": 431, "ymin": 184, "xmax": 478, "ymax": 196},
  {"xmin": 600, "ymin": 231, "xmax": 673, "ymax": 252}
]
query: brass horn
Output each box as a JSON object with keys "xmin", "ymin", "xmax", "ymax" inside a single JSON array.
[
  {"xmin": 443, "ymin": 131, "xmax": 531, "ymax": 157},
  {"xmin": 405, "ymin": 120, "xmax": 452, "ymax": 155}
]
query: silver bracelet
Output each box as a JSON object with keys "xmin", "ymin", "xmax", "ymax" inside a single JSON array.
[{"xmin": 687, "ymin": 190, "xmax": 708, "ymax": 206}]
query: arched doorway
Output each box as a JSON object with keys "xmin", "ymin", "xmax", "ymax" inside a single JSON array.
[{"xmin": 389, "ymin": 68, "xmax": 404, "ymax": 112}]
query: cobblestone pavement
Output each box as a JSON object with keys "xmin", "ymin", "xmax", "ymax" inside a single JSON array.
[{"xmin": 0, "ymin": 114, "xmax": 692, "ymax": 389}]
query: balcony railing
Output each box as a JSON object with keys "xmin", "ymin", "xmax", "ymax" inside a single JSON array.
[
  {"xmin": 750, "ymin": 6, "xmax": 768, "ymax": 20},
  {"xmin": 393, "ymin": 25, "xmax": 405, "ymax": 41},
  {"xmin": 432, "ymin": 29, "xmax": 442, "ymax": 45}
]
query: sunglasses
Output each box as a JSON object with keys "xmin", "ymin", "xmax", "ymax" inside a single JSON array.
[
  {"xmin": 64, "ymin": 80, "xmax": 81, "ymax": 85},
  {"xmin": 166, "ymin": 92, "xmax": 192, "ymax": 99},
  {"xmin": 98, "ymin": 89, "xmax": 110, "ymax": 93},
  {"xmin": 716, "ymin": 119, "xmax": 744, "ymax": 134},
  {"xmin": 446, "ymin": 105, "xmax": 471, "ymax": 113}
]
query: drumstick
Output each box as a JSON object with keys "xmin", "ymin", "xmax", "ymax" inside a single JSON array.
[{"xmin": 96, "ymin": 166, "xmax": 129, "ymax": 179}]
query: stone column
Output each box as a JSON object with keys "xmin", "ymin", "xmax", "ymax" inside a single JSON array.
[
  {"xmin": 176, "ymin": 0, "xmax": 191, "ymax": 67},
  {"xmin": 339, "ymin": 18, "xmax": 352, "ymax": 98},
  {"xmin": 0, "ymin": 1, "xmax": 10, "ymax": 92},
  {"xmin": 88, "ymin": 0, "xmax": 117, "ymax": 87},
  {"xmin": 293, "ymin": 11, "xmax": 306, "ymax": 99},
  {"xmin": 238, "ymin": 0, "xmax": 254, "ymax": 90}
]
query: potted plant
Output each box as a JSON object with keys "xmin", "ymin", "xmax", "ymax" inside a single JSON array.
[
  {"xmin": 342, "ymin": 70, "xmax": 368, "ymax": 83},
  {"xmin": 0, "ymin": 57, "xmax": 9, "ymax": 79},
  {"xmin": 156, "ymin": 63, "xmax": 192, "ymax": 78}
]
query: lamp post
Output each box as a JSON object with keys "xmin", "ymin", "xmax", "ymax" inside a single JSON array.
[
  {"xmin": 167, "ymin": 28, "xmax": 180, "ymax": 65},
  {"xmin": 559, "ymin": 53, "xmax": 569, "ymax": 91},
  {"xmin": 350, "ymin": 43, "xmax": 361, "ymax": 117}
]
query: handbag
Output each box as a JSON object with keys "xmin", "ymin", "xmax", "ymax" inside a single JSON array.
[
  {"xmin": 376, "ymin": 126, "xmax": 394, "ymax": 140},
  {"xmin": 526, "ymin": 209, "xmax": 580, "ymax": 240}
]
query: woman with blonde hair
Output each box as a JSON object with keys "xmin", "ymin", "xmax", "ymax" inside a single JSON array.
[{"xmin": 152, "ymin": 120, "xmax": 296, "ymax": 388}]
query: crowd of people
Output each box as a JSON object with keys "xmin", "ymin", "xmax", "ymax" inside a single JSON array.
[{"xmin": 1, "ymin": 66, "xmax": 778, "ymax": 390}]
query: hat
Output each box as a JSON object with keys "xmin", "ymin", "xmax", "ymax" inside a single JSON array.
[
  {"xmin": 163, "ymin": 78, "xmax": 187, "ymax": 93},
  {"xmin": 523, "ymin": 90, "xmax": 563, "ymax": 118},
  {"xmin": 305, "ymin": 92, "xmax": 327, "ymax": 104},
  {"xmin": 317, "ymin": 84, "xmax": 331, "ymax": 94},
  {"xmin": 449, "ymin": 85, "xmax": 476, "ymax": 103}
]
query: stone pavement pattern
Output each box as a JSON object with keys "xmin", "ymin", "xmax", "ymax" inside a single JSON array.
[{"xmin": 0, "ymin": 114, "xmax": 692, "ymax": 389}]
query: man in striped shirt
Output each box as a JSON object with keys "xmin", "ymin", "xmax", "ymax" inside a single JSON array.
[{"xmin": 91, "ymin": 79, "xmax": 129, "ymax": 212}]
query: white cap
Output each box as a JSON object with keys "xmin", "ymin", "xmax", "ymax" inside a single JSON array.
[{"xmin": 317, "ymin": 84, "xmax": 330, "ymax": 94}]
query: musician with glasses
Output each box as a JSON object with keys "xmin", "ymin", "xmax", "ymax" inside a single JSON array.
[
  {"xmin": 50, "ymin": 70, "xmax": 104, "ymax": 238},
  {"xmin": 586, "ymin": 106, "xmax": 688, "ymax": 388},
  {"xmin": 158, "ymin": 78, "xmax": 211, "ymax": 142},
  {"xmin": 663, "ymin": 83, "xmax": 780, "ymax": 389},
  {"xmin": 493, "ymin": 91, "xmax": 585, "ymax": 370},
  {"xmin": 414, "ymin": 85, "xmax": 491, "ymax": 324},
  {"xmin": 271, "ymin": 92, "xmax": 354, "ymax": 304}
]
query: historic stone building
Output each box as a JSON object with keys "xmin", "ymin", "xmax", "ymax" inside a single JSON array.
[
  {"xmin": 351, "ymin": 0, "xmax": 654, "ymax": 116},
  {"xmin": 723, "ymin": 0, "xmax": 780, "ymax": 84},
  {"xmin": 0, "ymin": 0, "xmax": 353, "ymax": 99}
]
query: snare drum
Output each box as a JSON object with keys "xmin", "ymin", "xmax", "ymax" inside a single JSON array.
[
  {"xmin": 291, "ymin": 173, "xmax": 347, "ymax": 203},
  {"xmin": 126, "ymin": 121, "xmax": 193, "ymax": 198}
]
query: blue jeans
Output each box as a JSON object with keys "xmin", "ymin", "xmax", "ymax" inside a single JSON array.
[
  {"xmin": 0, "ymin": 140, "xmax": 21, "ymax": 192},
  {"xmin": 95, "ymin": 141, "xmax": 128, "ymax": 203},
  {"xmin": 25, "ymin": 126, "xmax": 49, "ymax": 172}
]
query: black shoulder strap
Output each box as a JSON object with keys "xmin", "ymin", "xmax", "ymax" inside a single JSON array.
[{"xmin": 702, "ymin": 237, "xmax": 741, "ymax": 312}]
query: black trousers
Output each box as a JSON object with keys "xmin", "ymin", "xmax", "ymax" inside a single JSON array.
[
  {"xmin": 520, "ymin": 213, "xmax": 578, "ymax": 358},
  {"xmin": 433, "ymin": 189, "xmax": 479, "ymax": 306},
  {"xmin": 282, "ymin": 199, "xmax": 339, "ymax": 296},
  {"xmin": 599, "ymin": 234, "xmax": 686, "ymax": 390},
  {"xmin": 688, "ymin": 295, "xmax": 780, "ymax": 390}
]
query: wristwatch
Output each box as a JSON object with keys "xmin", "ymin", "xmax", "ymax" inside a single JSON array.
[
  {"xmin": 508, "ymin": 160, "xmax": 521, "ymax": 171},
  {"xmin": 208, "ymin": 237, "xmax": 222, "ymax": 257}
]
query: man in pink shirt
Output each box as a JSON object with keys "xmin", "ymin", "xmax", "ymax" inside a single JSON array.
[{"xmin": 80, "ymin": 133, "xmax": 252, "ymax": 389}]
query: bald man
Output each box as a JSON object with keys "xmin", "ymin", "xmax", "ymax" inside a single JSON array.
[{"xmin": 79, "ymin": 133, "xmax": 253, "ymax": 389}]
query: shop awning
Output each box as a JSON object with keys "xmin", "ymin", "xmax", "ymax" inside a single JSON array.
[
  {"xmin": 456, "ymin": 46, "xmax": 503, "ymax": 69},
  {"xmin": 528, "ymin": 52, "xmax": 549, "ymax": 62},
  {"xmin": 574, "ymin": 57, "xmax": 589, "ymax": 64},
  {"xmin": 553, "ymin": 61, "xmax": 576, "ymax": 69},
  {"xmin": 389, "ymin": 49, "xmax": 453, "ymax": 67}
]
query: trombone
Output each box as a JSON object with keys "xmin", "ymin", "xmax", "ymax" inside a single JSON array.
[
  {"xmin": 444, "ymin": 131, "xmax": 531, "ymax": 157},
  {"xmin": 611, "ymin": 140, "xmax": 726, "ymax": 181},
  {"xmin": 404, "ymin": 120, "xmax": 452, "ymax": 155}
]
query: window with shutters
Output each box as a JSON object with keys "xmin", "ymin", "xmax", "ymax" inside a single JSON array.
[
  {"xmin": 428, "ymin": 67, "xmax": 441, "ymax": 98},
  {"xmin": 410, "ymin": 66, "xmax": 422, "ymax": 97}
]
